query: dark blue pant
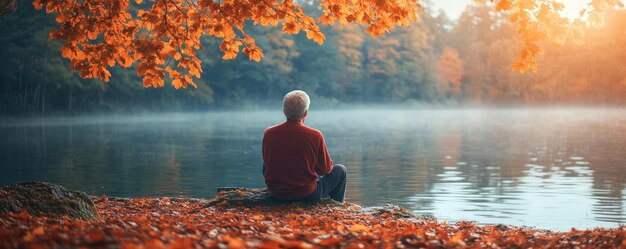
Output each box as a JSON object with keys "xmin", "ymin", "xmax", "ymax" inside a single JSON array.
[{"xmin": 263, "ymin": 164, "xmax": 347, "ymax": 202}]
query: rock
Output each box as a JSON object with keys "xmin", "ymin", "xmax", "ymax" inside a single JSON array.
[
  {"xmin": 358, "ymin": 204, "xmax": 435, "ymax": 221},
  {"xmin": 0, "ymin": 0, "xmax": 18, "ymax": 18},
  {"xmin": 0, "ymin": 182, "xmax": 99, "ymax": 220},
  {"xmin": 204, "ymin": 188, "xmax": 433, "ymax": 223},
  {"xmin": 204, "ymin": 187, "xmax": 340, "ymax": 207}
]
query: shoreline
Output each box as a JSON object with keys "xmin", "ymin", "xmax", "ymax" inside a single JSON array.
[{"xmin": 1, "ymin": 195, "xmax": 625, "ymax": 248}]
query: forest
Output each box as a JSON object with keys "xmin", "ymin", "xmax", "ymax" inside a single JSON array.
[{"xmin": 0, "ymin": 0, "xmax": 625, "ymax": 115}]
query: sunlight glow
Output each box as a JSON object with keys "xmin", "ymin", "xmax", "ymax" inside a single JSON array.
[{"xmin": 434, "ymin": 0, "xmax": 591, "ymax": 20}]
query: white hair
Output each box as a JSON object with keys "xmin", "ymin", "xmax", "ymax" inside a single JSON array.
[{"xmin": 283, "ymin": 90, "xmax": 310, "ymax": 120}]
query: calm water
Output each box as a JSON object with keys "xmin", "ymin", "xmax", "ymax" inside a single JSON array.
[{"xmin": 2, "ymin": 108, "xmax": 626, "ymax": 231}]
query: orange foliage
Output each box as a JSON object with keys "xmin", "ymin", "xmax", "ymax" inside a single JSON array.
[
  {"xmin": 335, "ymin": 24, "xmax": 366, "ymax": 73},
  {"xmin": 481, "ymin": 0, "xmax": 624, "ymax": 73},
  {"xmin": 265, "ymin": 30, "xmax": 299, "ymax": 73},
  {"xmin": 436, "ymin": 47, "xmax": 464, "ymax": 94},
  {"xmin": 32, "ymin": 0, "xmax": 624, "ymax": 88},
  {"xmin": 2, "ymin": 197, "xmax": 626, "ymax": 248},
  {"xmin": 33, "ymin": 0, "xmax": 422, "ymax": 88}
]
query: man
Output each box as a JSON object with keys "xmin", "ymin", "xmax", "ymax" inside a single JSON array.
[{"xmin": 262, "ymin": 90, "xmax": 347, "ymax": 202}]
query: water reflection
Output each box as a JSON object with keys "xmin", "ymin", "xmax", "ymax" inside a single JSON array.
[{"xmin": 1, "ymin": 108, "xmax": 626, "ymax": 231}]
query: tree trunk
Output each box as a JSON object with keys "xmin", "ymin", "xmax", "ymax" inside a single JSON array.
[
  {"xmin": 41, "ymin": 81, "xmax": 46, "ymax": 115},
  {"xmin": 41, "ymin": 56, "xmax": 48, "ymax": 116},
  {"xmin": 0, "ymin": 0, "xmax": 18, "ymax": 18},
  {"xmin": 68, "ymin": 86, "xmax": 73, "ymax": 112},
  {"xmin": 18, "ymin": 72, "xmax": 24, "ymax": 111}
]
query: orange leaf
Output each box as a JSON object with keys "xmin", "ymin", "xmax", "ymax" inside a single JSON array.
[
  {"xmin": 449, "ymin": 232, "xmax": 466, "ymax": 246},
  {"xmin": 224, "ymin": 236, "xmax": 245, "ymax": 249},
  {"xmin": 33, "ymin": 0, "xmax": 43, "ymax": 9},
  {"xmin": 496, "ymin": 0, "xmax": 513, "ymax": 11},
  {"xmin": 243, "ymin": 35, "xmax": 255, "ymax": 44},
  {"xmin": 32, "ymin": 226, "xmax": 45, "ymax": 236},
  {"xmin": 172, "ymin": 78, "xmax": 183, "ymax": 89},
  {"xmin": 348, "ymin": 224, "xmax": 370, "ymax": 232}
]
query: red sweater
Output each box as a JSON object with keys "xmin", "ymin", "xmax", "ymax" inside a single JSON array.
[{"xmin": 262, "ymin": 120, "xmax": 333, "ymax": 199}]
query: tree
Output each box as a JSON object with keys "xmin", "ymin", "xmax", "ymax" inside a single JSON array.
[
  {"xmin": 18, "ymin": 0, "xmax": 623, "ymax": 88},
  {"xmin": 448, "ymin": 2, "xmax": 626, "ymax": 105},
  {"xmin": 480, "ymin": 0, "xmax": 623, "ymax": 73},
  {"xmin": 436, "ymin": 47, "xmax": 463, "ymax": 95},
  {"xmin": 28, "ymin": 0, "xmax": 624, "ymax": 89},
  {"xmin": 31, "ymin": 0, "xmax": 421, "ymax": 88}
]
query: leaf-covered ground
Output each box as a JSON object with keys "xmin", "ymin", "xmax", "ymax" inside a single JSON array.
[{"xmin": 1, "ymin": 197, "xmax": 625, "ymax": 248}]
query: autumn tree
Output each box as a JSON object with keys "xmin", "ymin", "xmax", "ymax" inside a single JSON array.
[
  {"xmin": 449, "ymin": 4, "xmax": 497, "ymax": 103},
  {"xmin": 264, "ymin": 30, "xmax": 299, "ymax": 73},
  {"xmin": 366, "ymin": 23, "xmax": 435, "ymax": 101},
  {"xmin": 31, "ymin": 0, "xmax": 422, "ymax": 89},
  {"xmin": 480, "ymin": 0, "xmax": 623, "ymax": 73},
  {"xmin": 3, "ymin": 0, "xmax": 626, "ymax": 113},
  {"xmin": 328, "ymin": 24, "xmax": 366, "ymax": 100},
  {"xmin": 25, "ymin": 0, "xmax": 624, "ymax": 89},
  {"xmin": 526, "ymin": 8, "xmax": 626, "ymax": 103},
  {"xmin": 447, "ymin": 2, "xmax": 626, "ymax": 104},
  {"xmin": 0, "ymin": 0, "xmax": 215, "ymax": 114},
  {"xmin": 436, "ymin": 47, "xmax": 463, "ymax": 95}
]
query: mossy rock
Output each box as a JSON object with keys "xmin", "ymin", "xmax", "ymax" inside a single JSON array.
[
  {"xmin": 203, "ymin": 187, "xmax": 429, "ymax": 221},
  {"xmin": 0, "ymin": 0, "xmax": 18, "ymax": 18},
  {"xmin": 204, "ymin": 187, "xmax": 340, "ymax": 207},
  {"xmin": 0, "ymin": 182, "xmax": 99, "ymax": 220},
  {"xmin": 359, "ymin": 204, "xmax": 434, "ymax": 221}
]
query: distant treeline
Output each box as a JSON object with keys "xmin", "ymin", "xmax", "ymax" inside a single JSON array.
[{"xmin": 1, "ymin": 1, "xmax": 625, "ymax": 115}]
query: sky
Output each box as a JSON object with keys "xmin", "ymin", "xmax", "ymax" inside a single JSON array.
[{"xmin": 432, "ymin": 0, "xmax": 590, "ymax": 20}]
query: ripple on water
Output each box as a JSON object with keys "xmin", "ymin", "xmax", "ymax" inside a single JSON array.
[
  {"xmin": 564, "ymin": 166, "xmax": 593, "ymax": 175},
  {"xmin": 440, "ymin": 176, "xmax": 465, "ymax": 182}
]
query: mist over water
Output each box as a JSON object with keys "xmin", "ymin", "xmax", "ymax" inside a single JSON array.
[{"xmin": 2, "ymin": 107, "xmax": 626, "ymax": 231}]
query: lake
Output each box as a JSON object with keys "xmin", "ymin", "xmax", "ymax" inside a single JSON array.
[{"xmin": 1, "ymin": 108, "xmax": 626, "ymax": 231}]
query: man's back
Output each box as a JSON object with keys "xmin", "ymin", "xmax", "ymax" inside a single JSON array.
[{"xmin": 262, "ymin": 120, "xmax": 333, "ymax": 199}]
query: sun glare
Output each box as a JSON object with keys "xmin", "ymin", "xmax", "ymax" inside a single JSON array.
[
  {"xmin": 560, "ymin": 0, "xmax": 591, "ymax": 20},
  {"xmin": 437, "ymin": 0, "xmax": 597, "ymax": 21}
]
